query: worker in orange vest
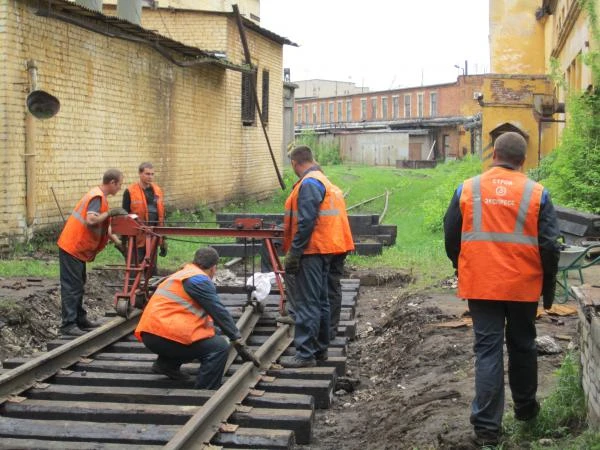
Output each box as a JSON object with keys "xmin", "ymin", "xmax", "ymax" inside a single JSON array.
[
  {"xmin": 280, "ymin": 146, "xmax": 354, "ymax": 368},
  {"xmin": 57, "ymin": 169, "xmax": 127, "ymax": 336},
  {"xmin": 443, "ymin": 132, "xmax": 560, "ymax": 446},
  {"xmin": 135, "ymin": 247, "xmax": 259, "ymax": 388},
  {"xmin": 122, "ymin": 162, "xmax": 167, "ymax": 272}
]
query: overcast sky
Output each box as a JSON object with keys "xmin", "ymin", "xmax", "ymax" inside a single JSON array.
[{"xmin": 259, "ymin": 0, "xmax": 490, "ymax": 91}]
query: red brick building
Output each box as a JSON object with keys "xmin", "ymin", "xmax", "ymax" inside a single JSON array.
[{"xmin": 294, "ymin": 76, "xmax": 485, "ymax": 164}]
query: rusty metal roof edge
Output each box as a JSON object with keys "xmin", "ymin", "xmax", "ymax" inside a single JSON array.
[
  {"xmin": 103, "ymin": 3, "xmax": 298, "ymax": 47},
  {"xmin": 36, "ymin": 0, "xmax": 247, "ymax": 70}
]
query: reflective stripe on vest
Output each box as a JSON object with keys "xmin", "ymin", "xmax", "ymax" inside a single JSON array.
[
  {"xmin": 282, "ymin": 170, "xmax": 354, "ymax": 254},
  {"xmin": 153, "ymin": 278, "xmax": 209, "ymax": 319},
  {"xmin": 134, "ymin": 264, "xmax": 216, "ymax": 345},
  {"xmin": 462, "ymin": 175, "xmax": 538, "ymax": 246},
  {"xmin": 57, "ymin": 187, "xmax": 109, "ymax": 262}
]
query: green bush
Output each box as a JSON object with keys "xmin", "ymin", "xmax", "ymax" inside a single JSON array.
[
  {"xmin": 536, "ymin": 0, "xmax": 600, "ymax": 213},
  {"xmin": 538, "ymin": 88, "xmax": 600, "ymax": 213},
  {"xmin": 295, "ymin": 130, "xmax": 342, "ymax": 166},
  {"xmin": 422, "ymin": 156, "xmax": 482, "ymax": 232}
]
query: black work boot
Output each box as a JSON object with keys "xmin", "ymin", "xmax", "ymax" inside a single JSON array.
[
  {"xmin": 279, "ymin": 355, "xmax": 316, "ymax": 368},
  {"xmin": 151, "ymin": 360, "xmax": 192, "ymax": 381},
  {"xmin": 315, "ymin": 350, "xmax": 329, "ymax": 361},
  {"xmin": 515, "ymin": 400, "xmax": 540, "ymax": 421},
  {"xmin": 78, "ymin": 318, "xmax": 100, "ymax": 330},
  {"xmin": 61, "ymin": 324, "xmax": 87, "ymax": 336}
]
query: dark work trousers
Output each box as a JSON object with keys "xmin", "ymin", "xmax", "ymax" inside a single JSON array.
[
  {"xmin": 141, "ymin": 332, "xmax": 230, "ymax": 390},
  {"xmin": 328, "ymin": 253, "xmax": 347, "ymax": 340},
  {"xmin": 59, "ymin": 248, "xmax": 88, "ymax": 331},
  {"xmin": 468, "ymin": 300, "xmax": 538, "ymax": 436},
  {"xmin": 290, "ymin": 254, "xmax": 332, "ymax": 361}
]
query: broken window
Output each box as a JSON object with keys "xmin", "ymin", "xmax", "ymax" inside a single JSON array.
[
  {"xmin": 241, "ymin": 69, "xmax": 257, "ymax": 126},
  {"xmin": 261, "ymin": 69, "xmax": 269, "ymax": 124}
]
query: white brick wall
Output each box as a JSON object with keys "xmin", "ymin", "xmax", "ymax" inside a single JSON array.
[{"xmin": 0, "ymin": 0, "xmax": 285, "ymax": 249}]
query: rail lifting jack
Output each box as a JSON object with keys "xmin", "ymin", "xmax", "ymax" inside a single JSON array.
[{"xmin": 110, "ymin": 215, "xmax": 287, "ymax": 319}]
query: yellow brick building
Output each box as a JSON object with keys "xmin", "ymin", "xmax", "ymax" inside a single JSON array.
[
  {"xmin": 0, "ymin": 0, "xmax": 292, "ymax": 251},
  {"xmin": 488, "ymin": 0, "xmax": 598, "ymax": 169}
]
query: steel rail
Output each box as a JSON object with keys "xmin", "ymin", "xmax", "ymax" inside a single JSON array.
[
  {"xmin": 164, "ymin": 324, "xmax": 294, "ymax": 449},
  {"xmin": 224, "ymin": 303, "xmax": 262, "ymax": 371},
  {"xmin": 0, "ymin": 311, "xmax": 140, "ymax": 403}
]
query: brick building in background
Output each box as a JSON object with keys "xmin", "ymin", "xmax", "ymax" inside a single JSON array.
[
  {"xmin": 0, "ymin": 0, "xmax": 294, "ymax": 251},
  {"xmin": 294, "ymin": 76, "xmax": 485, "ymax": 166}
]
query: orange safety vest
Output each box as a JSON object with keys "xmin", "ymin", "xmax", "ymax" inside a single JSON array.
[
  {"xmin": 458, "ymin": 166, "xmax": 544, "ymax": 301},
  {"xmin": 134, "ymin": 264, "xmax": 216, "ymax": 345},
  {"xmin": 57, "ymin": 186, "xmax": 109, "ymax": 262},
  {"xmin": 127, "ymin": 182, "xmax": 165, "ymax": 248},
  {"xmin": 127, "ymin": 182, "xmax": 165, "ymax": 224},
  {"xmin": 283, "ymin": 170, "xmax": 355, "ymax": 255}
]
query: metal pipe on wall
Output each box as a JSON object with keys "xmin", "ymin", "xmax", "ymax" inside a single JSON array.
[{"xmin": 25, "ymin": 60, "xmax": 38, "ymax": 227}]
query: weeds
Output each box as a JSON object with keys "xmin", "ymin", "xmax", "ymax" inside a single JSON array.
[{"xmin": 502, "ymin": 352, "xmax": 596, "ymax": 448}]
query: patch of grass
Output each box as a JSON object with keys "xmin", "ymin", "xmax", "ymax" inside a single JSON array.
[
  {"xmin": 502, "ymin": 352, "xmax": 592, "ymax": 447},
  {"xmin": 0, "ymin": 161, "xmax": 484, "ymax": 281}
]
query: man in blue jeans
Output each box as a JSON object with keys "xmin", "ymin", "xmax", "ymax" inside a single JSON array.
[{"xmin": 443, "ymin": 132, "xmax": 560, "ymax": 446}]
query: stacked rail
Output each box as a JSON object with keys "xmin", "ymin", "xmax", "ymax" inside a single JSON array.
[{"xmin": 0, "ymin": 279, "xmax": 359, "ymax": 449}]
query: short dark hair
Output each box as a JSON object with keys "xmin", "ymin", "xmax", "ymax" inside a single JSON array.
[
  {"xmin": 103, "ymin": 169, "xmax": 123, "ymax": 184},
  {"xmin": 139, "ymin": 162, "xmax": 153, "ymax": 173},
  {"xmin": 193, "ymin": 246, "xmax": 219, "ymax": 270},
  {"xmin": 289, "ymin": 145, "xmax": 314, "ymax": 165},
  {"xmin": 494, "ymin": 132, "xmax": 527, "ymax": 167}
]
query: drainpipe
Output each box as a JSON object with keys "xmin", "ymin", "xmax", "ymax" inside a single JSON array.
[{"xmin": 25, "ymin": 60, "xmax": 38, "ymax": 227}]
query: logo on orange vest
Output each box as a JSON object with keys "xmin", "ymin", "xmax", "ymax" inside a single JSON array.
[{"xmin": 495, "ymin": 186, "xmax": 507, "ymax": 196}]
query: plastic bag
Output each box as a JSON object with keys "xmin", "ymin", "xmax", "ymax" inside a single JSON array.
[{"xmin": 246, "ymin": 272, "xmax": 276, "ymax": 302}]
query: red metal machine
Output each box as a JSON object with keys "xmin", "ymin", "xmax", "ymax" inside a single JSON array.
[{"xmin": 110, "ymin": 214, "xmax": 286, "ymax": 318}]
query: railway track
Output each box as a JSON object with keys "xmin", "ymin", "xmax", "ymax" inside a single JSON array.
[{"xmin": 0, "ymin": 279, "xmax": 360, "ymax": 449}]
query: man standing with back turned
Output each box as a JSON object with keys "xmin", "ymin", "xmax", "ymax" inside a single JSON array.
[
  {"xmin": 122, "ymin": 162, "xmax": 167, "ymax": 268},
  {"xmin": 57, "ymin": 169, "xmax": 127, "ymax": 336},
  {"xmin": 280, "ymin": 145, "xmax": 354, "ymax": 368},
  {"xmin": 443, "ymin": 132, "xmax": 560, "ymax": 446}
]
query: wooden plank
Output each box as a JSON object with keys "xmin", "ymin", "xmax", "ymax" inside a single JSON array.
[
  {"xmin": 257, "ymin": 377, "xmax": 333, "ymax": 409},
  {"xmin": 211, "ymin": 426, "xmax": 294, "ymax": 449},
  {"xmin": 0, "ymin": 417, "xmax": 177, "ymax": 445},
  {"xmin": 26, "ymin": 384, "xmax": 313, "ymax": 410},
  {"xmin": 230, "ymin": 407, "xmax": 313, "ymax": 445},
  {"xmin": 1, "ymin": 399, "xmax": 199, "ymax": 425},
  {"xmin": 0, "ymin": 438, "xmax": 160, "ymax": 449}
]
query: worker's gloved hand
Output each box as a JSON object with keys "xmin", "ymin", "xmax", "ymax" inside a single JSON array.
[
  {"xmin": 284, "ymin": 252, "xmax": 301, "ymax": 275},
  {"xmin": 108, "ymin": 207, "xmax": 129, "ymax": 217},
  {"xmin": 232, "ymin": 339, "xmax": 260, "ymax": 367},
  {"xmin": 159, "ymin": 241, "xmax": 168, "ymax": 257}
]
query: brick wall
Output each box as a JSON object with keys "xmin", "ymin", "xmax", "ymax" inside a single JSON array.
[
  {"xmin": 574, "ymin": 286, "xmax": 600, "ymax": 429},
  {"xmin": 0, "ymin": 0, "xmax": 284, "ymax": 251}
]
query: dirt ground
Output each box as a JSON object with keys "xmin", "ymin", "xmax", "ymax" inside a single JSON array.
[{"xmin": 0, "ymin": 263, "xmax": 588, "ymax": 449}]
